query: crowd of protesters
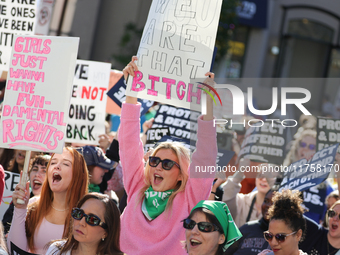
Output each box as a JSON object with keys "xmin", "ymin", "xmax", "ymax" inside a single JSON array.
[{"xmin": 0, "ymin": 56, "xmax": 338, "ymax": 255}]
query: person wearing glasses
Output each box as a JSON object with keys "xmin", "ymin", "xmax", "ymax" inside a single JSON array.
[
  {"xmin": 8, "ymin": 147, "xmax": 89, "ymax": 254},
  {"xmin": 46, "ymin": 193, "xmax": 123, "ymax": 255},
  {"xmin": 258, "ymin": 189, "xmax": 308, "ymax": 255},
  {"xmin": 183, "ymin": 200, "xmax": 242, "ymax": 255},
  {"xmin": 119, "ymin": 56, "xmax": 217, "ymax": 254}
]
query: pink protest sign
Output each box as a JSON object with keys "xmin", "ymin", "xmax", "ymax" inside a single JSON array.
[
  {"xmin": 0, "ymin": 35, "xmax": 79, "ymax": 153},
  {"xmin": 126, "ymin": 0, "xmax": 222, "ymax": 111}
]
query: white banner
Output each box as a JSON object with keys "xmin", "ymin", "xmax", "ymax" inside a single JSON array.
[
  {"xmin": 0, "ymin": 0, "xmax": 38, "ymax": 68},
  {"xmin": 126, "ymin": 0, "xmax": 222, "ymax": 111},
  {"xmin": 0, "ymin": 35, "xmax": 79, "ymax": 153},
  {"xmin": 66, "ymin": 60, "xmax": 111, "ymax": 144}
]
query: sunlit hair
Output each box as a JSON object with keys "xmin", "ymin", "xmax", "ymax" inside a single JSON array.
[
  {"xmin": 268, "ymin": 189, "xmax": 306, "ymax": 242},
  {"xmin": 283, "ymin": 129, "xmax": 316, "ymax": 166},
  {"xmin": 26, "ymin": 147, "xmax": 89, "ymax": 252},
  {"xmin": 138, "ymin": 142, "xmax": 190, "ymax": 212},
  {"xmin": 51, "ymin": 193, "xmax": 123, "ymax": 255}
]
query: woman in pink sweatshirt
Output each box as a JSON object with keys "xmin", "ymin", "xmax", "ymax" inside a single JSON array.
[{"xmin": 118, "ymin": 57, "xmax": 217, "ymax": 254}]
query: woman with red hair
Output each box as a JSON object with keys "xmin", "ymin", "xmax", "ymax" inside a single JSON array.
[{"xmin": 8, "ymin": 147, "xmax": 89, "ymax": 254}]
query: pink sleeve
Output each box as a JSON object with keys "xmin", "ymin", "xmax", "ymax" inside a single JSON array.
[
  {"xmin": 118, "ymin": 102, "xmax": 146, "ymax": 198},
  {"xmin": 185, "ymin": 116, "xmax": 217, "ymax": 209},
  {"xmin": 0, "ymin": 165, "xmax": 4, "ymax": 205},
  {"xmin": 7, "ymin": 207, "xmax": 28, "ymax": 252}
]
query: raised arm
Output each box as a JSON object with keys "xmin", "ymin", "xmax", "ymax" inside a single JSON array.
[
  {"xmin": 118, "ymin": 56, "xmax": 145, "ymax": 197},
  {"xmin": 185, "ymin": 72, "xmax": 218, "ymax": 208}
]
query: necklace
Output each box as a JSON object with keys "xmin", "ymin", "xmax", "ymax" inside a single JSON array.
[
  {"xmin": 51, "ymin": 204, "xmax": 68, "ymax": 212},
  {"xmin": 328, "ymin": 241, "xmax": 338, "ymax": 255}
]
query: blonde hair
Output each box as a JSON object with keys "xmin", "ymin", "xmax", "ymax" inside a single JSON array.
[
  {"xmin": 283, "ymin": 129, "xmax": 316, "ymax": 166},
  {"xmin": 138, "ymin": 142, "xmax": 190, "ymax": 212}
]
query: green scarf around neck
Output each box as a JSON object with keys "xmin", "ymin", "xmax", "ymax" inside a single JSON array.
[{"xmin": 142, "ymin": 186, "xmax": 174, "ymax": 220}]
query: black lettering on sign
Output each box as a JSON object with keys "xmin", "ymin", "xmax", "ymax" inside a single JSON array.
[
  {"xmin": 67, "ymin": 124, "xmax": 95, "ymax": 141},
  {"xmin": 74, "ymin": 64, "xmax": 89, "ymax": 80},
  {"xmin": 69, "ymin": 104, "xmax": 96, "ymax": 121}
]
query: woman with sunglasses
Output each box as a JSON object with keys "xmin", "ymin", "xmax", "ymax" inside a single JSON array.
[
  {"xmin": 8, "ymin": 147, "xmax": 89, "ymax": 254},
  {"xmin": 258, "ymin": 189, "xmax": 307, "ymax": 255},
  {"xmin": 119, "ymin": 56, "xmax": 217, "ymax": 254},
  {"xmin": 46, "ymin": 193, "xmax": 123, "ymax": 255},
  {"xmin": 183, "ymin": 200, "xmax": 242, "ymax": 255}
]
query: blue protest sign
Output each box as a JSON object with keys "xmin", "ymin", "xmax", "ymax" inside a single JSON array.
[
  {"xmin": 279, "ymin": 143, "xmax": 339, "ymax": 192},
  {"xmin": 106, "ymin": 76, "xmax": 153, "ymax": 116}
]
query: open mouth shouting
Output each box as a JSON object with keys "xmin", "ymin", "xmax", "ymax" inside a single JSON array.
[
  {"xmin": 52, "ymin": 172, "xmax": 62, "ymax": 184},
  {"xmin": 32, "ymin": 179, "xmax": 43, "ymax": 190},
  {"xmin": 153, "ymin": 174, "xmax": 164, "ymax": 185},
  {"xmin": 190, "ymin": 238, "xmax": 202, "ymax": 247}
]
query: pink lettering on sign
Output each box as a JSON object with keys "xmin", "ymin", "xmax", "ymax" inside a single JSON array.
[
  {"xmin": 187, "ymin": 83, "xmax": 201, "ymax": 104},
  {"xmin": 131, "ymin": 71, "xmax": 146, "ymax": 92},
  {"xmin": 177, "ymin": 81, "xmax": 186, "ymax": 100},
  {"xmin": 12, "ymin": 54, "xmax": 47, "ymax": 69},
  {"xmin": 6, "ymin": 80, "xmax": 36, "ymax": 93},
  {"xmin": 148, "ymin": 75, "xmax": 159, "ymax": 96},
  {"xmin": 14, "ymin": 37, "xmax": 51, "ymax": 54},
  {"xmin": 3, "ymin": 119, "xmax": 64, "ymax": 150},
  {"xmin": 162, "ymin": 77, "xmax": 176, "ymax": 99}
]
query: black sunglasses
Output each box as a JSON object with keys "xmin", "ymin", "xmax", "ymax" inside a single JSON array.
[
  {"xmin": 149, "ymin": 156, "xmax": 180, "ymax": 170},
  {"xmin": 182, "ymin": 218, "xmax": 219, "ymax": 232},
  {"xmin": 71, "ymin": 208, "xmax": 107, "ymax": 229},
  {"xmin": 299, "ymin": 141, "xmax": 316, "ymax": 150},
  {"xmin": 328, "ymin": 210, "xmax": 340, "ymax": 220},
  {"xmin": 263, "ymin": 231, "xmax": 296, "ymax": 243}
]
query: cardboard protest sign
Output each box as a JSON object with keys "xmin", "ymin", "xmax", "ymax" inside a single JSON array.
[
  {"xmin": 0, "ymin": 35, "xmax": 79, "ymax": 153},
  {"xmin": 66, "ymin": 60, "xmax": 111, "ymax": 145},
  {"xmin": 0, "ymin": 1, "xmax": 38, "ymax": 68},
  {"xmin": 0, "ymin": 171, "xmax": 20, "ymax": 220},
  {"xmin": 237, "ymin": 121, "xmax": 287, "ymax": 165},
  {"xmin": 317, "ymin": 117, "xmax": 340, "ymax": 153},
  {"xmin": 279, "ymin": 143, "xmax": 338, "ymax": 191},
  {"xmin": 11, "ymin": 241, "xmax": 39, "ymax": 255},
  {"xmin": 106, "ymin": 76, "xmax": 154, "ymax": 116},
  {"xmin": 126, "ymin": 0, "xmax": 222, "ymax": 111}
]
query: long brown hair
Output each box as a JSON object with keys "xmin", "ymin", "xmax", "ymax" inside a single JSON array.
[
  {"xmin": 138, "ymin": 142, "xmax": 190, "ymax": 212},
  {"xmin": 51, "ymin": 193, "xmax": 123, "ymax": 255},
  {"xmin": 25, "ymin": 147, "xmax": 89, "ymax": 252}
]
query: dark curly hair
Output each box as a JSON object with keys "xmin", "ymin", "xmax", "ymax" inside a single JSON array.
[{"xmin": 268, "ymin": 189, "xmax": 306, "ymax": 241}]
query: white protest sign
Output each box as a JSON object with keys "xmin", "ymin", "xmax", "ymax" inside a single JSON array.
[
  {"xmin": 126, "ymin": 0, "xmax": 222, "ymax": 111},
  {"xmin": 0, "ymin": 35, "xmax": 79, "ymax": 153},
  {"xmin": 0, "ymin": 171, "xmax": 20, "ymax": 220},
  {"xmin": 66, "ymin": 60, "xmax": 111, "ymax": 144},
  {"xmin": 0, "ymin": 0, "xmax": 38, "ymax": 68}
]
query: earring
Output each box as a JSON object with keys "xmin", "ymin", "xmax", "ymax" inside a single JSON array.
[{"xmin": 102, "ymin": 237, "xmax": 105, "ymax": 241}]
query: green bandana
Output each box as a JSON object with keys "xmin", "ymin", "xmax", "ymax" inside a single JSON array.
[
  {"xmin": 142, "ymin": 186, "xmax": 173, "ymax": 220},
  {"xmin": 191, "ymin": 200, "xmax": 242, "ymax": 251},
  {"xmin": 88, "ymin": 183, "xmax": 100, "ymax": 193}
]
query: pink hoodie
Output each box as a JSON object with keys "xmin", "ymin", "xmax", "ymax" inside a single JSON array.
[{"xmin": 118, "ymin": 102, "xmax": 217, "ymax": 255}]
